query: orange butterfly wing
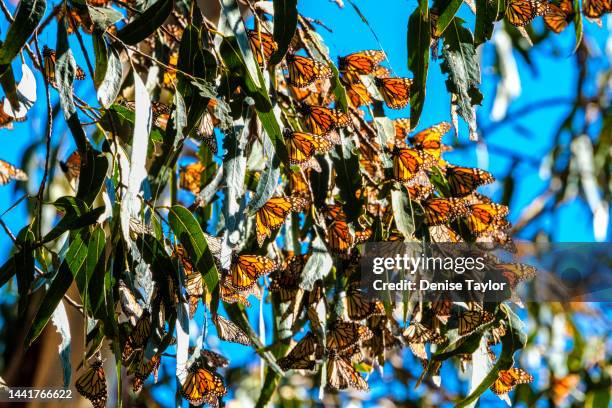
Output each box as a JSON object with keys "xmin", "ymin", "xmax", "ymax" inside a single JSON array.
[{"xmin": 375, "ymin": 77, "xmax": 413, "ymax": 109}]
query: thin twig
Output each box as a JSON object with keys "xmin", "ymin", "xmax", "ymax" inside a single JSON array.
[
  {"xmin": 33, "ymin": 37, "xmax": 53, "ymax": 241},
  {"xmin": 71, "ymin": 18, "xmax": 96, "ymax": 79},
  {"xmin": 0, "ymin": 218, "xmax": 18, "ymax": 247},
  {"xmin": 105, "ymin": 32, "xmax": 204, "ymax": 81}
]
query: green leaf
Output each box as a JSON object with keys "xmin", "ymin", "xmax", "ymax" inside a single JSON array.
[
  {"xmin": 15, "ymin": 226, "xmax": 35, "ymax": 317},
  {"xmin": 175, "ymin": 25, "xmax": 216, "ymax": 137},
  {"xmin": 268, "ymin": 0, "xmax": 298, "ymax": 65},
  {"xmin": 390, "ymin": 189, "xmax": 416, "ymax": 239},
  {"xmin": 474, "ymin": 0, "xmax": 505, "ymax": 46},
  {"xmin": 116, "ymin": 0, "xmax": 174, "ymax": 45},
  {"xmin": 56, "ymin": 19, "xmax": 77, "ymax": 119},
  {"xmin": 434, "ymin": 0, "xmax": 464, "ymax": 37},
  {"xmin": 248, "ymin": 133, "xmax": 280, "ymax": 212},
  {"xmin": 407, "ymin": 6, "xmax": 431, "ymax": 130},
  {"xmin": 26, "ymin": 230, "xmax": 89, "ymax": 346},
  {"xmin": 137, "ymin": 234, "xmax": 180, "ymax": 307},
  {"xmin": 39, "ymin": 196, "xmax": 104, "ymax": 244},
  {"xmin": 97, "ymin": 41, "xmax": 123, "ymax": 107},
  {"xmin": 0, "ymin": 63, "xmax": 20, "ymax": 112},
  {"xmin": 572, "ymin": 0, "xmax": 583, "ymax": 52},
  {"xmin": 87, "ymin": 5, "xmax": 122, "ymax": 32},
  {"xmin": 299, "ymin": 235, "xmax": 333, "ymax": 291},
  {"xmin": 86, "ymin": 227, "xmax": 107, "ymax": 318},
  {"xmin": 330, "ymin": 139, "xmax": 363, "ymax": 224},
  {"xmin": 168, "ymin": 206, "xmax": 219, "ymax": 310},
  {"xmin": 0, "ymin": 0, "xmax": 46, "ymax": 66},
  {"xmin": 92, "ymin": 31, "xmax": 108, "ymax": 89},
  {"xmin": 220, "ymin": 36, "xmax": 289, "ymax": 165},
  {"xmin": 440, "ymin": 18, "xmax": 483, "ymax": 140},
  {"xmin": 76, "ymin": 146, "xmax": 109, "ymax": 206}
]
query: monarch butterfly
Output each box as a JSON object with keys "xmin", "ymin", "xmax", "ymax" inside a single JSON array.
[
  {"xmin": 326, "ymin": 220, "xmax": 354, "ymax": 256},
  {"xmin": 405, "ymin": 177, "xmax": 435, "ymax": 201},
  {"xmin": 327, "ymin": 352, "xmax": 369, "ymax": 391},
  {"xmin": 288, "ymin": 170, "xmax": 310, "ymax": 197},
  {"xmin": 403, "ymin": 321, "xmax": 443, "ymax": 344},
  {"xmin": 297, "ymin": 103, "xmax": 350, "ymax": 136},
  {"xmin": 446, "ymin": 165, "xmax": 495, "ymax": 197},
  {"xmin": 0, "ymin": 105, "xmax": 15, "ymax": 129},
  {"xmin": 286, "ymin": 54, "xmax": 333, "ymax": 88},
  {"xmin": 431, "ymin": 300, "xmax": 452, "ymax": 323},
  {"xmin": 197, "ymin": 112, "xmax": 218, "ymax": 156},
  {"xmin": 429, "ymin": 225, "xmax": 462, "ymax": 243},
  {"xmin": 375, "ymin": 77, "xmax": 413, "ymax": 109},
  {"xmin": 200, "ymin": 349, "xmax": 230, "ymax": 368},
  {"xmin": 284, "ymin": 130, "xmax": 334, "ymax": 166},
  {"xmin": 364, "ymin": 315, "xmax": 401, "ymax": 356},
  {"xmin": 339, "ymin": 50, "xmax": 386, "ymax": 82},
  {"xmin": 326, "ymin": 321, "xmax": 373, "ymax": 352},
  {"xmin": 179, "ymin": 162, "xmax": 205, "ymax": 195},
  {"xmin": 550, "ymin": 374, "xmax": 580, "ymax": 405},
  {"xmin": 505, "ymin": 0, "xmax": 548, "ymax": 26},
  {"xmin": 225, "ymin": 254, "xmax": 277, "ymax": 291},
  {"xmin": 393, "ymin": 118, "xmax": 412, "ymax": 142},
  {"xmin": 0, "ymin": 159, "xmax": 28, "ymax": 185},
  {"xmin": 421, "ymin": 198, "xmax": 465, "ymax": 226},
  {"xmin": 213, "ymin": 314, "xmax": 251, "ymax": 346},
  {"xmin": 65, "ymin": 6, "xmax": 94, "ymax": 34},
  {"xmin": 75, "ymin": 360, "xmax": 107, "ymax": 408},
  {"xmin": 582, "ymin": 0, "xmax": 611, "ymax": 17},
  {"xmin": 163, "ymin": 51, "xmax": 179, "ymax": 88},
  {"xmin": 59, "ymin": 150, "xmax": 81, "ymax": 184},
  {"xmin": 220, "ymin": 280, "xmax": 251, "ymax": 307},
  {"xmin": 129, "ymin": 351, "xmax": 161, "ymax": 393},
  {"xmin": 544, "ymin": 0, "xmax": 575, "ymax": 32},
  {"xmin": 277, "ymin": 332, "xmax": 320, "ymax": 371},
  {"xmin": 43, "ymin": 46, "xmax": 86, "ymax": 85},
  {"xmin": 288, "ymin": 79, "xmax": 331, "ymax": 106},
  {"xmin": 495, "ymin": 262, "xmax": 536, "ymax": 289},
  {"xmin": 120, "ymin": 100, "xmax": 171, "ymax": 128},
  {"xmin": 372, "ymin": 65, "xmax": 391, "ymax": 79},
  {"xmin": 269, "ymin": 254, "xmax": 305, "ymax": 302},
  {"xmin": 391, "ymin": 147, "xmax": 435, "ymax": 183},
  {"xmin": 411, "ymin": 121, "xmax": 452, "ymax": 159},
  {"xmin": 344, "ymin": 78, "xmax": 373, "ymax": 108},
  {"xmin": 247, "ymin": 29, "xmax": 278, "ymax": 66},
  {"xmin": 180, "ymin": 358, "xmax": 227, "ymax": 406},
  {"xmin": 463, "ymin": 203, "xmax": 509, "ymax": 235},
  {"xmin": 255, "ymin": 195, "xmax": 307, "ymax": 246},
  {"xmin": 174, "ymin": 245, "xmax": 203, "ymax": 317},
  {"xmin": 490, "ymin": 367, "xmax": 534, "ymax": 395},
  {"xmin": 458, "ymin": 310, "xmax": 494, "ymax": 336},
  {"xmin": 346, "ymin": 283, "xmax": 385, "ymax": 321},
  {"xmin": 122, "ymin": 310, "xmax": 152, "ymax": 360},
  {"xmin": 118, "ymin": 280, "xmax": 143, "ymax": 324}
]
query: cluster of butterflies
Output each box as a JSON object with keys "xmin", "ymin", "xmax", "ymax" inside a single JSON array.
[
  {"xmin": 161, "ymin": 23, "xmax": 544, "ymax": 405},
  {"xmin": 506, "ymin": 0, "xmax": 610, "ymax": 31},
  {"xmin": 0, "ymin": 7, "xmax": 547, "ymax": 407}
]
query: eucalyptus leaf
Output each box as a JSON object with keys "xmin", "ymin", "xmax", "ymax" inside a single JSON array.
[
  {"xmin": 408, "ymin": 6, "xmax": 431, "ymax": 129},
  {"xmin": 269, "ymin": 0, "xmax": 298, "ymax": 65},
  {"xmin": 116, "ymin": 0, "xmax": 174, "ymax": 45},
  {"xmin": 0, "ymin": 0, "xmax": 46, "ymax": 66},
  {"xmin": 440, "ymin": 18, "xmax": 483, "ymax": 140}
]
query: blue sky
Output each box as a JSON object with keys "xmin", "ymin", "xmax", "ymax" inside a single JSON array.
[{"xmin": 0, "ymin": 0, "xmax": 609, "ymax": 406}]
